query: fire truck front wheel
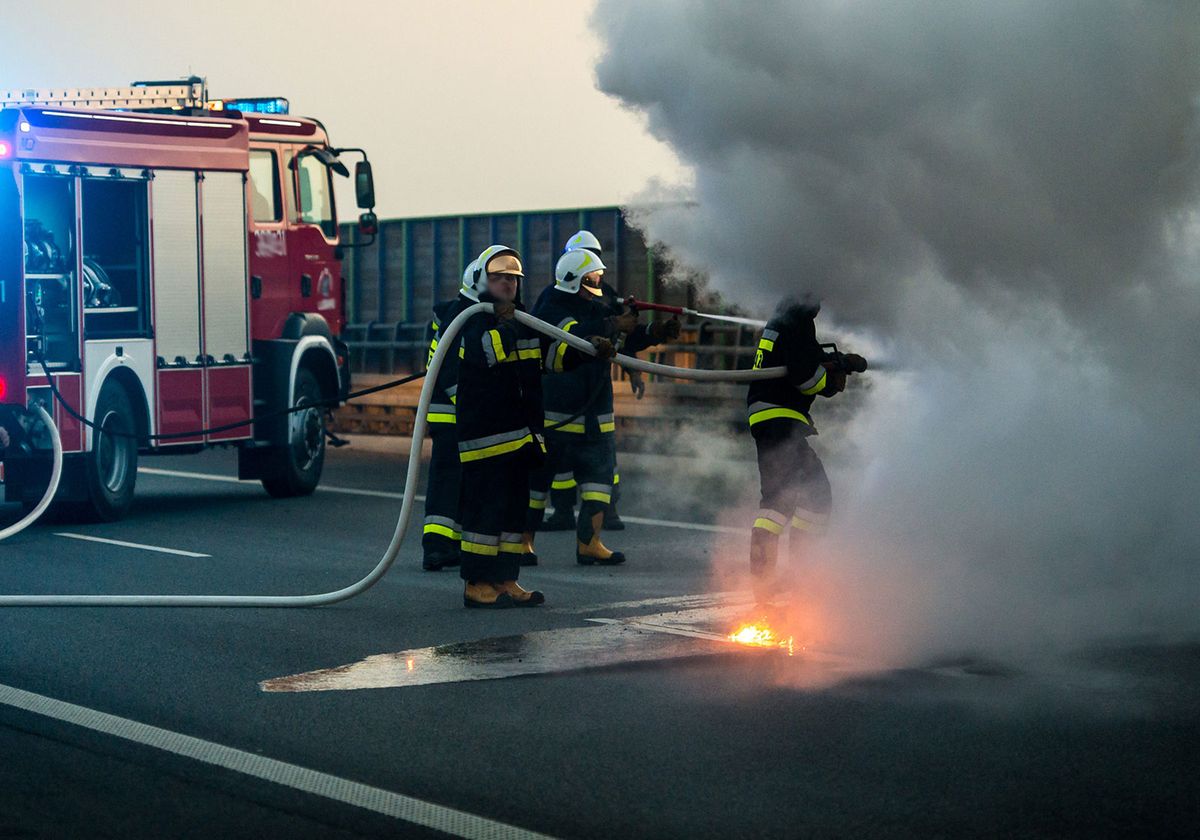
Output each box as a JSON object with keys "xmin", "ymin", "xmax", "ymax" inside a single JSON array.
[
  {"xmin": 261, "ymin": 367, "xmax": 326, "ymax": 498},
  {"xmin": 82, "ymin": 381, "xmax": 139, "ymax": 521}
]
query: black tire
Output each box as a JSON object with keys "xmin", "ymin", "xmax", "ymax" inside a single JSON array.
[
  {"xmin": 261, "ymin": 367, "xmax": 326, "ymax": 498},
  {"xmin": 81, "ymin": 381, "xmax": 138, "ymax": 522}
]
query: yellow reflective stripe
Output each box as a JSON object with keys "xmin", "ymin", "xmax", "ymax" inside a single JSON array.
[
  {"xmin": 598, "ymin": 421, "xmax": 615, "ymax": 433},
  {"xmin": 517, "ymin": 348, "xmax": 542, "ymax": 361},
  {"xmin": 799, "ymin": 370, "xmax": 827, "ymax": 396},
  {"xmin": 581, "ymin": 491, "xmax": 612, "ymax": 503},
  {"xmin": 458, "ymin": 346, "xmax": 465, "ymax": 359},
  {"xmin": 748, "ymin": 407, "xmax": 811, "ymax": 427},
  {"xmin": 423, "ymin": 523, "xmax": 461, "ymax": 539},
  {"xmin": 427, "ymin": 413, "xmax": 457, "ymax": 424},
  {"xmin": 458, "ymin": 433, "xmax": 533, "ymax": 462},
  {"xmin": 488, "ymin": 329, "xmax": 507, "ymax": 362},
  {"xmin": 499, "ymin": 541, "xmax": 524, "ymax": 553},
  {"xmin": 753, "ymin": 517, "xmax": 785, "ymax": 535},
  {"xmin": 449, "ymin": 394, "xmax": 456, "ymax": 404},
  {"xmin": 613, "ymin": 473, "xmax": 620, "ymax": 485},
  {"xmin": 758, "ymin": 338, "xmax": 775, "ymax": 351},
  {"xmin": 461, "ymin": 540, "xmax": 499, "ymax": 556},
  {"xmin": 552, "ymin": 478, "xmax": 578, "ymax": 490},
  {"xmin": 528, "ymin": 497, "xmax": 547, "ymax": 510}
]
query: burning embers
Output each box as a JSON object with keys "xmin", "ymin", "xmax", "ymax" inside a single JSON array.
[{"xmin": 728, "ymin": 620, "xmax": 796, "ymax": 656}]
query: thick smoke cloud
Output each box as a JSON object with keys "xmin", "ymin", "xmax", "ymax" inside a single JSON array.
[{"xmin": 593, "ymin": 1, "xmax": 1200, "ymax": 662}]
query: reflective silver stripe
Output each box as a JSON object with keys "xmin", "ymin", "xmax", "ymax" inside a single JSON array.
[
  {"xmin": 528, "ymin": 490, "xmax": 548, "ymax": 501},
  {"xmin": 761, "ymin": 328, "xmax": 779, "ymax": 341},
  {"xmin": 748, "ymin": 401, "xmax": 782, "ymax": 414},
  {"xmin": 553, "ymin": 472, "xmax": 574, "ymax": 482},
  {"xmin": 500, "ymin": 532, "xmax": 523, "ymax": 543},
  {"xmin": 428, "ymin": 403, "xmax": 456, "ymax": 415},
  {"xmin": 755, "ymin": 508, "xmax": 789, "ymax": 527},
  {"xmin": 424, "ymin": 515, "xmax": 458, "ymax": 528},
  {"xmin": 797, "ymin": 365, "xmax": 827, "ymax": 392},
  {"xmin": 482, "ymin": 332, "xmax": 499, "ymax": 367},
  {"xmin": 516, "ymin": 338, "xmax": 539, "ymax": 350},
  {"xmin": 579, "ymin": 483, "xmax": 612, "ymax": 495},
  {"xmin": 544, "ymin": 411, "xmax": 577, "ymax": 424},
  {"xmin": 596, "ymin": 412, "xmax": 614, "ymax": 425},
  {"xmin": 460, "ymin": 532, "xmax": 499, "ymax": 546},
  {"xmin": 792, "ymin": 507, "xmax": 829, "ymax": 525},
  {"xmin": 457, "ymin": 427, "xmax": 531, "ymax": 453},
  {"xmin": 556, "ymin": 317, "xmax": 576, "ymax": 329},
  {"xmin": 445, "ymin": 384, "xmax": 458, "ymax": 398}
]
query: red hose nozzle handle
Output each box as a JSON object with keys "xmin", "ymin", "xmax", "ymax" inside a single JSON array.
[{"xmin": 624, "ymin": 297, "xmax": 685, "ymax": 316}]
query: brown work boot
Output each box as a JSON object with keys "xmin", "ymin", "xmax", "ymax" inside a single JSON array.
[
  {"xmin": 495, "ymin": 580, "xmax": 545, "ymax": 607},
  {"xmin": 520, "ymin": 532, "xmax": 538, "ymax": 567},
  {"xmin": 577, "ymin": 514, "xmax": 626, "ymax": 565},
  {"xmin": 463, "ymin": 581, "xmax": 514, "ymax": 609}
]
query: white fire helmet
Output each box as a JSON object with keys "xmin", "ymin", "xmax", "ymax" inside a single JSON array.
[
  {"xmin": 564, "ymin": 229, "xmax": 602, "ymax": 255},
  {"xmin": 459, "ymin": 258, "xmax": 480, "ymax": 300},
  {"xmin": 555, "ymin": 248, "xmax": 606, "ymax": 295},
  {"xmin": 466, "ymin": 245, "xmax": 523, "ymax": 300}
]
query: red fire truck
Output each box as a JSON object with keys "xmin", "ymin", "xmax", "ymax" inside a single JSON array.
[{"xmin": 0, "ymin": 78, "xmax": 377, "ymax": 520}]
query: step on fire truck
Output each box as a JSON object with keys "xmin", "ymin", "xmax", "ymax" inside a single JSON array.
[{"xmin": 0, "ymin": 77, "xmax": 378, "ymax": 520}]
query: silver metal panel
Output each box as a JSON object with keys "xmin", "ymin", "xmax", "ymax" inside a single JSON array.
[
  {"xmin": 0, "ymin": 82, "xmax": 203, "ymax": 109},
  {"xmin": 200, "ymin": 171, "xmax": 249, "ymax": 360},
  {"xmin": 151, "ymin": 170, "xmax": 201, "ymax": 364}
]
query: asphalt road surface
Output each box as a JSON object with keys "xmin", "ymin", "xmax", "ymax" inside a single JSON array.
[{"xmin": 0, "ymin": 444, "xmax": 1196, "ymax": 839}]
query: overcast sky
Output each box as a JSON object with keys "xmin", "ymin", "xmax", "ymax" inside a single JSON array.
[{"xmin": 0, "ymin": 0, "xmax": 686, "ymax": 220}]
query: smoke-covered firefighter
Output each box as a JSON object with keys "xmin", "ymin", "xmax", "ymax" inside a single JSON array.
[
  {"xmin": 419, "ymin": 259, "xmax": 479, "ymax": 571},
  {"xmin": 454, "ymin": 245, "xmax": 612, "ymax": 608},
  {"xmin": 747, "ymin": 297, "xmax": 866, "ymax": 602},
  {"xmin": 528, "ymin": 248, "xmax": 677, "ymax": 566}
]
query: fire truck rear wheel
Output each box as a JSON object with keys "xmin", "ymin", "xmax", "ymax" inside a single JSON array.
[
  {"xmin": 261, "ymin": 367, "xmax": 326, "ymax": 498},
  {"xmin": 81, "ymin": 381, "xmax": 139, "ymax": 522}
]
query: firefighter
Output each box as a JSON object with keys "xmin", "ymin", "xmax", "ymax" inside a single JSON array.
[
  {"xmin": 529, "ymin": 248, "xmax": 677, "ymax": 565},
  {"xmin": 0, "ymin": 425, "xmax": 9, "ymax": 455},
  {"xmin": 419, "ymin": 259, "xmax": 479, "ymax": 571},
  {"xmin": 539, "ymin": 230, "xmax": 678, "ymax": 531},
  {"xmin": 746, "ymin": 296, "xmax": 866, "ymax": 603},
  {"xmin": 455, "ymin": 245, "xmax": 611, "ymax": 608}
]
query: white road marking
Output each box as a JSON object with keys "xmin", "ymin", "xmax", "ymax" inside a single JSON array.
[
  {"xmin": 556, "ymin": 590, "xmax": 749, "ymax": 614},
  {"xmin": 138, "ymin": 467, "xmax": 424, "ymax": 502},
  {"xmin": 54, "ymin": 532, "xmax": 211, "ymax": 558},
  {"xmin": 140, "ymin": 467, "xmax": 733, "ymax": 534},
  {"xmin": 0, "ymin": 681, "xmax": 554, "ymax": 840}
]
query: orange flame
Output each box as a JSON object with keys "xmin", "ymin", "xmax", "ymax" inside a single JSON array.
[{"xmin": 728, "ymin": 621, "xmax": 796, "ymax": 655}]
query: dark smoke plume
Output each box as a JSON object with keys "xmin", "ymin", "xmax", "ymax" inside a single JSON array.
[{"xmin": 593, "ymin": 0, "xmax": 1200, "ymax": 661}]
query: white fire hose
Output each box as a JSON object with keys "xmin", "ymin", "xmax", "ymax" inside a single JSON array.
[
  {"xmin": 0, "ymin": 405, "xmax": 63, "ymax": 542},
  {"xmin": 0, "ymin": 304, "xmax": 785, "ymax": 607}
]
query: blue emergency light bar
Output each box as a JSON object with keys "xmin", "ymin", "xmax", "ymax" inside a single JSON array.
[{"xmin": 221, "ymin": 97, "xmax": 290, "ymax": 115}]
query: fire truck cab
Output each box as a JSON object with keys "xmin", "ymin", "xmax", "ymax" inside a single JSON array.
[{"xmin": 0, "ymin": 78, "xmax": 376, "ymax": 520}]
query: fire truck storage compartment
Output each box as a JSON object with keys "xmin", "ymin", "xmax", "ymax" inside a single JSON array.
[
  {"xmin": 22, "ymin": 173, "xmax": 78, "ymax": 368},
  {"xmin": 199, "ymin": 170, "xmax": 252, "ymax": 441},
  {"xmin": 80, "ymin": 174, "xmax": 150, "ymax": 339}
]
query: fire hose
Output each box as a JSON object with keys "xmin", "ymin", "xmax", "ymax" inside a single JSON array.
[
  {"xmin": 625, "ymin": 297, "xmax": 767, "ymax": 329},
  {"xmin": 0, "ymin": 303, "xmax": 787, "ymax": 607},
  {"xmin": 0, "ymin": 406, "xmax": 62, "ymax": 543}
]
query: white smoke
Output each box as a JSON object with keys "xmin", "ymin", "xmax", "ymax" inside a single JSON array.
[{"xmin": 593, "ymin": 0, "xmax": 1200, "ymax": 662}]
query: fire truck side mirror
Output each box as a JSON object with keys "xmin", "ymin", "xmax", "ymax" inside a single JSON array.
[
  {"xmin": 355, "ymin": 160, "xmax": 375, "ymax": 210},
  {"xmin": 358, "ymin": 212, "xmax": 378, "ymax": 236}
]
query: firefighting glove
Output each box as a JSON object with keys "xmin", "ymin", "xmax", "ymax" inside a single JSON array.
[
  {"xmin": 492, "ymin": 301, "xmax": 516, "ymax": 322},
  {"xmin": 607, "ymin": 307, "xmax": 639, "ymax": 335},
  {"xmin": 823, "ymin": 369, "xmax": 847, "ymax": 395},
  {"xmin": 629, "ymin": 369, "xmax": 646, "ymax": 400},
  {"xmin": 648, "ymin": 317, "xmax": 681, "ymax": 343},
  {"xmin": 842, "ymin": 353, "xmax": 868, "ymax": 374},
  {"xmin": 589, "ymin": 336, "xmax": 616, "ymax": 359}
]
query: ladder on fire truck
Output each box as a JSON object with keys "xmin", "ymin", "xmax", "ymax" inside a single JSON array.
[{"xmin": 0, "ymin": 77, "xmax": 208, "ymax": 110}]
